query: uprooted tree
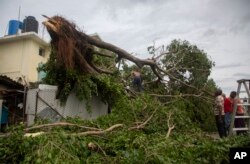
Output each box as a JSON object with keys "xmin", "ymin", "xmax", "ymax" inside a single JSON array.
[{"xmin": 42, "ymin": 15, "xmax": 156, "ymax": 74}]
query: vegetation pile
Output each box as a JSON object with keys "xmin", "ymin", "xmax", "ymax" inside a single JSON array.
[{"xmin": 1, "ymin": 94, "xmax": 250, "ymax": 163}]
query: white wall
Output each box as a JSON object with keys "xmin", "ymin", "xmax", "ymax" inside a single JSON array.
[{"xmin": 25, "ymin": 85, "xmax": 108, "ymax": 126}]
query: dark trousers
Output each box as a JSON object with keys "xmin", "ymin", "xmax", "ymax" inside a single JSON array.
[
  {"xmin": 215, "ymin": 115, "xmax": 226, "ymax": 138},
  {"xmin": 235, "ymin": 113, "xmax": 246, "ymax": 135},
  {"xmin": 224, "ymin": 112, "xmax": 232, "ymax": 136},
  {"xmin": 133, "ymin": 77, "xmax": 142, "ymax": 92}
]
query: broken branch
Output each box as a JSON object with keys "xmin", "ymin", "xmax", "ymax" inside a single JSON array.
[
  {"xmin": 129, "ymin": 105, "xmax": 157, "ymax": 130},
  {"xmin": 72, "ymin": 124, "xmax": 123, "ymax": 136},
  {"xmin": 25, "ymin": 122, "xmax": 102, "ymax": 132},
  {"xmin": 166, "ymin": 112, "xmax": 175, "ymax": 138}
]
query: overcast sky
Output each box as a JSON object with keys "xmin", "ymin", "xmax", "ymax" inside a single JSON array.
[{"xmin": 0, "ymin": 0, "xmax": 249, "ymax": 95}]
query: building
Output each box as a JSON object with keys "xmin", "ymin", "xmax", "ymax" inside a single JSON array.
[
  {"xmin": 0, "ymin": 32, "xmax": 50, "ymax": 84},
  {"xmin": 0, "ymin": 19, "xmax": 109, "ymax": 128},
  {"xmin": 0, "ymin": 17, "xmax": 50, "ymax": 129}
]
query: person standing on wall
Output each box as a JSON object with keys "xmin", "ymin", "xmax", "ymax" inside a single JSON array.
[
  {"xmin": 214, "ymin": 89, "xmax": 226, "ymax": 138},
  {"xmin": 131, "ymin": 69, "xmax": 143, "ymax": 92}
]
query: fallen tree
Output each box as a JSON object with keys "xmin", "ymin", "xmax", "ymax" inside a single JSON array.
[
  {"xmin": 42, "ymin": 15, "xmax": 214, "ymax": 98},
  {"xmin": 42, "ymin": 15, "xmax": 159, "ymax": 76}
]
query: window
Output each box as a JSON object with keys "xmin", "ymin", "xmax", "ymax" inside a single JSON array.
[{"xmin": 39, "ymin": 48, "xmax": 45, "ymax": 57}]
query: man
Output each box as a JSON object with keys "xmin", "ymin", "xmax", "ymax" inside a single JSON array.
[
  {"xmin": 230, "ymin": 91, "xmax": 246, "ymax": 135},
  {"xmin": 131, "ymin": 70, "xmax": 143, "ymax": 92},
  {"xmin": 214, "ymin": 89, "xmax": 226, "ymax": 138},
  {"xmin": 222, "ymin": 93, "xmax": 233, "ymax": 136}
]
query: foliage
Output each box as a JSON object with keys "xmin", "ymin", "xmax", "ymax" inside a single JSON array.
[
  {"xmin": 119, "ymin": 40, "xmax": 217, "ymax": 131},
  {"xmin": 161, "ymin": 39, "xmax": 215, "ymax": 93},
  {"xmin": 1, "ymin": 95, "xmax": 250, "ymax": 163},
  {"xmin": 38, "ymin": 48, "xmax": 124, "ymax": 110}
]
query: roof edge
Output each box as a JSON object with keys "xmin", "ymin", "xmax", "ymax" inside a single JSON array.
[{"xmin": 0, "ymin": 32, "xmax": 50, "ymax": 47}]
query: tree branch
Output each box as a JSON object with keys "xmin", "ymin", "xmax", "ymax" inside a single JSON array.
[
  {"xmin": 25, "ymin": 122, "xmax": 102, "ymax": 132},
  {"xmin": 129, "ymin": 105, "xmax": 157, "ymax": 130},
  {"xmin": 166, "ymin": 112, "xmax": 175, "ymax": 138},
  {"xmin": 71, "ymin": 124, "xmax": 123, "ymax": 136},
  {"xmin": 89, "ymin": 62, "xmax": 114, "ymax": 74},
  {"xmin": 79, "ymin": 32, "xmax": 156, "ymax": 68},
  {"xmin": 93, "ymin": 51, "xmax": 114, "ymax": 58}
]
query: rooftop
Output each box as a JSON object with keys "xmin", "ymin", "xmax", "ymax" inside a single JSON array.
[{"xmin": 0, "ymin": 32, "xmax": 49, "ymax": 47}]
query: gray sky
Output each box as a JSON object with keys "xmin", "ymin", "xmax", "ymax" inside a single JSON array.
[{"xmin": 0, "ymin": 0, "xmax": 250, "ymax": 95}]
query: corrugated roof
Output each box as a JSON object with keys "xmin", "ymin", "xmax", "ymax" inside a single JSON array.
[{"xmin": 0, "ymin": 75, "xmax": 24, "ymax": 89}]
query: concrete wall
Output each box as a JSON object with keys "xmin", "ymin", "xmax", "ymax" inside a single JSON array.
[
  {"xmin": 0, "ymin": 41, "xmax": 23, "ymax": 80},
  {"xmin": 0, "ymin": 35, "xmax": 49, "ymax": 83},
  {"xmin": 26, "ymin": 40, "xmax": 50, "ymax": 82},
  {"xmin": 25, "ymin": 85, "xmax": 108, "ymax": 126}
]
